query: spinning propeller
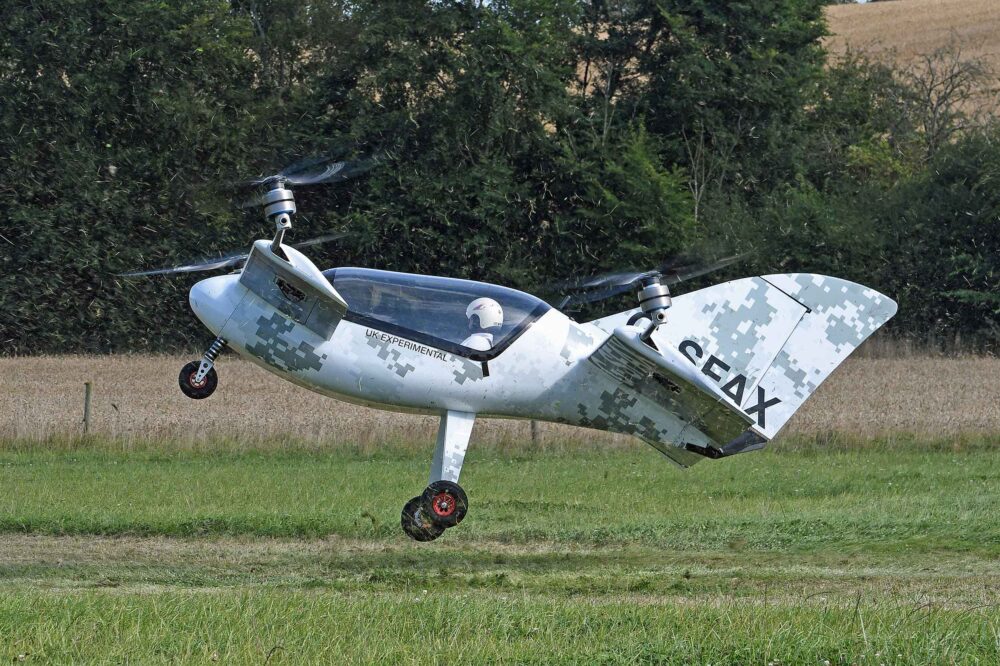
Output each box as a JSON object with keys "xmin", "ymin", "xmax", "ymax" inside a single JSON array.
[
  {"xmin": 117, "ymin": 232, "xmax": 347, "ymax": 277},
  {"xmin": 553, "ymin": 254, "xmax": 745, "ymax": 310},
  {"xmin": 234, "ymin": 154, "xmax": 376, "ymax": 207},
  {"xmin": 120, "ymin": 154, "xmax": 371, "ymax": 278}
]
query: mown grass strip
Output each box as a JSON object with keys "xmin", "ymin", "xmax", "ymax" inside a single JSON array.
[
  {"xmin": 0, "ymin": 446, "xmax": 997, "ymax": 555},
  {"xmin": 0, "ymin": 588, "xmax": 997, "ymax": 664}
]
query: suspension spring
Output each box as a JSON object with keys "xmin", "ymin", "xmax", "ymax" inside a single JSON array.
[{"xmin": 203, "ymin": 337, "xmax": 226, "ymax": 363}]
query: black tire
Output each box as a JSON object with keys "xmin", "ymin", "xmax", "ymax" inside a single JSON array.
[
  {"xmin": 178, "ymin": 361, "xmax": 218, "ymax": 400},
  {"xmin": 420, "ymin": 480, "xmax": 468, "ymax": 528},
  {"xmin": 401, "ymin": 497, "xmax": 444, "ymax": 542}
]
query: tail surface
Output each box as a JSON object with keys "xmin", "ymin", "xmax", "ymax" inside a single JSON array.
[{"xmin": 589, "ymin": 273, "xmax": 897, "ymax": 441}]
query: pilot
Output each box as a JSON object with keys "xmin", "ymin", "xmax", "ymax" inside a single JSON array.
[{"xmin": 462, "ymin": 297, "xmax": 504, "ymax": 351}]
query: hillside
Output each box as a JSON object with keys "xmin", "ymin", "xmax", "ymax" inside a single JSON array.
[{"xmin": 825, "ymin": 0, "xmax": 1000, "ymax": 69}]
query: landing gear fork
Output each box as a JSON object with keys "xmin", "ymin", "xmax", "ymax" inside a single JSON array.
[{"xmin": 179, "ymin": 336, "xmax": 226, "ymax": 400}]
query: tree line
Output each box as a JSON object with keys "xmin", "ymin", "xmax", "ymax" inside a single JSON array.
[{"xmin": 1, "ymin": 0, "xmax": 997, "ymax": 353}]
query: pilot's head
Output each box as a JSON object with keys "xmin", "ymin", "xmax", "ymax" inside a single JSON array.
[{"xmin": 466, "ymin": 297, "xmax": 504, "ymax": 333}]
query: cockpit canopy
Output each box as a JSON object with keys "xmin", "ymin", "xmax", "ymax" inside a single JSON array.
[{"xmin": 324, "ymin": 268, "xmax": 551, "ymax": 359}]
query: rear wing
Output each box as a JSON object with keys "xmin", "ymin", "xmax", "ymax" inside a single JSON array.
[{"xmin": 590, "ymin": 273, "xmax": 897, "ymax": 443}]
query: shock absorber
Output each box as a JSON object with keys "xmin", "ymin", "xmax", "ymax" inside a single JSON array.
[{"xmin": 193, "ymin": 336, "xmax": 226, "ymax": 384}]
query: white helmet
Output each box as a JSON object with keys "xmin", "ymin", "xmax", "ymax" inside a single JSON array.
[{"xmin": 466, "ymin": 297, "xmax": 504, "ymax": 331}]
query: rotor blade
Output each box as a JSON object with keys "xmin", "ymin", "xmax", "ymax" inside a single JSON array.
[
  {"xmin": 235, "ymin": 155, "xmax": 378, "ymax": 192},
  {"xmin": 284, "ymin": 160, "xmax": 346, "ymax": 186},
  {"xmin": 554, "ymin": 254, "xmax": 747, "ymax": 309},
  {"xmin": 117, "ymin": 252, "xmax": 248, "ymax": 278},
  {"xmin": 661, "ymin": 254, "xmax": 745, "ymax": 285},
  {"xmin": 279, "ymin": 153, "xmax": 344, "ymax": 177},
  {"xmin": 117, "ymin": 231, "xmax": 348, "ymax": 278},
  {"xmin": 290, "ymin": 230, "xmax": 349, "ymax": 249},
  {"xmin": 546, "ymin": 269, "xmax": 650, "ymax": 296},
  {"xmin": 559, "ymin": 281, "xmax": 638, "ymax": 306},
  {"xmin": 287, "ymin": 156, "xmax": 377, "ymax": 186}
]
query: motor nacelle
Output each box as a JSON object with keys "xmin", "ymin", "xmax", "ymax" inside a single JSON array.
[{"xmin": 637, "ymin": 277, "xmax": 672, "ymax": 325}]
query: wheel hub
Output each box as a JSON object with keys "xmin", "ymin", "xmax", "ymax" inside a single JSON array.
[{"xmin": 432, "ymin": 492, "xmax": 456, "ymax": 517}]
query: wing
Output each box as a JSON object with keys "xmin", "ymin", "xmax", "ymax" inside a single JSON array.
[{"xmin": 588, "ymin": 273, "xmax": 897, "ymax": 458}]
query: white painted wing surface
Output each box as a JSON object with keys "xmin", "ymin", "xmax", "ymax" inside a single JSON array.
[
  {"xmin": 588, "ymin": 273, "xmax": 897, "ymax": 446},
  {"xmin": 749, "ymin": 274, "xmax": 898, "ymax": 438}
]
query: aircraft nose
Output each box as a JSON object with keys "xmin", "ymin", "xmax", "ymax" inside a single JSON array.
[{"xmin": 189, "ymin": 275, "xmax": 239, "ymax": 335}]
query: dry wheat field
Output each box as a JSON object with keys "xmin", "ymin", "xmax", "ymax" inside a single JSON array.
[
  {"xmin": 0, "ymin": 352, "xmax": 997, "ymax": 448},
  {"xmin": 826, "ymin": 0, "xmax": 1000, "ymax": 67},
  {"xmin": 826, "ymin": 0, "xmax": 1000, "ymax": 112}
]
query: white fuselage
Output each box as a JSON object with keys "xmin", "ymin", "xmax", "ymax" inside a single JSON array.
[
  {"xmin": 187, "ymin": 259, "xmax": 748, "ymax": 471},
  {"xmin": 186, "ymin": 245, "xmax": 899, "ymax": 471},
  {"xmin": 190, "ymin": 273, "xmax": 606, "ymax": 420}
]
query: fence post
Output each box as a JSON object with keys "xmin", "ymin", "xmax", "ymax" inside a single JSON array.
[{"xmin": 83, "ymin": 382, "xmax": 93, "ymax": 434}]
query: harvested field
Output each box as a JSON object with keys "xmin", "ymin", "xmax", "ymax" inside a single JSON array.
[
  {"xmin": 825, "ymin": 0, "xmax": 1000, "ymax": 69},
  {"xmin": 0, "ymin": 353, "xmax": 996, "ymax": 449},
  {"xmin": 826, "ymin": 0, "xmax": 1000, "ymax": 113}
]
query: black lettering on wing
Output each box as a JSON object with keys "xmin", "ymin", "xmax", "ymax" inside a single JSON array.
[
  {"xmin": 721, "ymin": 374, "xmax": 747, "ymax": 405},
  {"xmin": 679, "ymin": 340, "xmax": 703, "ymax": 365},
  {"xmin": 702, "ymin": 355, "xmax": 730, "ymax": 382},
  {"xmin": 744, "ymin": 386, "xmax": 781, "ymax": 428}
]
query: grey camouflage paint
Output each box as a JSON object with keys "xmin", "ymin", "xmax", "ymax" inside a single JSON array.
[
  {"xmin": 451, "ymin": 356, "xmax": 486, "ymax": 385},
  {"xmin": 246, "ymin": 312, "xmax": 328, "ymax": 373},
  {"xmin": 365, "ymin": 332, "xmax": 417, "ymax": 378},
  {"xmin": 192, "ymin": 262, "xmax": 895, "ymax": 468},
  {"xmin": 748, "ymin": 273, "xmax": 898, "ymax": 436},
  {"xmin": 588, "ymin": 273, "xmax": 895, "ymax": 439}
]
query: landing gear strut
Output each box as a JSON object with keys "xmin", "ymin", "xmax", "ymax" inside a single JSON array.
[
  {"xmin": 401, "ymin": 410, "xmax": 475, "ymax": 542},
  {"xmin": 179, "ymin": 337, "xmax": 225, "ymax": 400}
]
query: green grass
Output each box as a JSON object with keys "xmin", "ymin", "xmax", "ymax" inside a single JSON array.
[
  {"xmin": 3, "ymin": 589, "xmax": 998, "ymax": 664},
  {"xmin": 1, "ymin": 442, "xmax": 999, "ymax": 552},
  {"xmin": 0, "ymin": 441, "xmax": 999, "ymax": 663}
]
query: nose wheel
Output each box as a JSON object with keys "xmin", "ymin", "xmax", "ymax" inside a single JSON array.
[
  {"xmin": 179, "ymin": 361, "xmax": 218, "ymax": 399},
  {"xmin": 401, "ymin": 481, "xmax": 469, "ymax": 541},
  {"xmin": 179, "ymin": 337, "xmax": 226, "ymax": 400}
]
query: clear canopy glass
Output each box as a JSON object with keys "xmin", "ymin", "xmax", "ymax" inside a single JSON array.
[{"xmin": 324, "ymin": 267, "xmax": 550, "ymax": 357}]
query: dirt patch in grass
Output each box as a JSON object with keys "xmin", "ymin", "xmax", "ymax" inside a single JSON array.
[{"xmin": 2, "ymin": 534, "xmax": 999, "ymax": 608}]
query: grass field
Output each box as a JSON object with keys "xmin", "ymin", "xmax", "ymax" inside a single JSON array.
[
  {"xmin": 1, "ymin": 355, "xmax": 998, "ymax": 663},
  {"xmin": 1, "ymin": 442, "xmax": 1000, "ymax": 663}
]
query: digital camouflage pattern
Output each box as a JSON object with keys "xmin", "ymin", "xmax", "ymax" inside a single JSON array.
[{"xmin": 190, "ymin": 243, "xmax": 897, "ymax": 477}]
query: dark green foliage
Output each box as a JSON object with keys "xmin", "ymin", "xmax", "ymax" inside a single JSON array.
[
  {"xmin": 0, "ymin": 0, "xmax": 996, "ymax": 352},
  {"xmin": 880, "ymin": 135, "xmax": 1000, "ymax": 341},
  {"xmin": 0, "ymin": 0, "xmax": 264, "ymax": 351}
]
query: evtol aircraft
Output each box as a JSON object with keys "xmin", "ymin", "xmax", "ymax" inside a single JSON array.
[{"xmin": 123, "ymin": 157, "xmax": 897, "ymax": 541}]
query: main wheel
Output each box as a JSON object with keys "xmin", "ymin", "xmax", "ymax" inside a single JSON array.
[
  {"xmin": 178, "ymin": 360, "xmax": 218, "ymax": 400},
  {"xmin": 401, "ymin": 497, "xmax": 445, "ymax": 542},
  {"xmin": 421, "ymin": 480, "xmax": 468, "ymax": 528}
]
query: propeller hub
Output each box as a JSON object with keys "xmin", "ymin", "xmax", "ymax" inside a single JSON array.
[
  {"xmin": 637, "ymin": 276, "xmax": 671, "ymax": 324},
  {"xmin": 261, "ymin": 185, "xmax": 296, "ymax": 220}
]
